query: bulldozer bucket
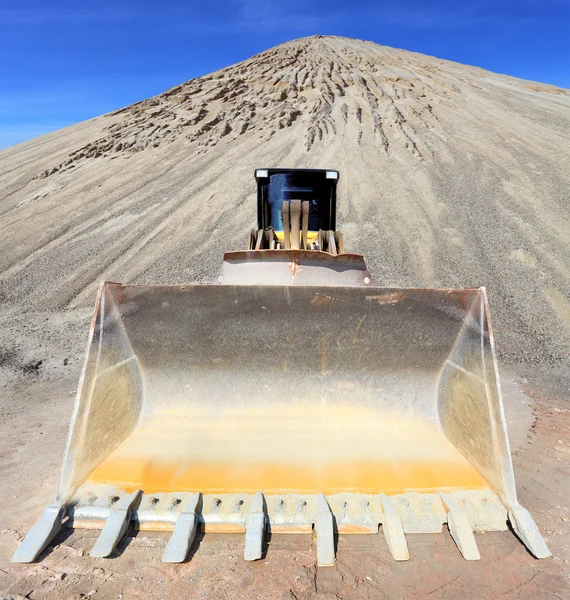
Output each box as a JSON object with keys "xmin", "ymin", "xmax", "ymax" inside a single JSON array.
[{"xmin": 13, "ymin": 282, "xmax": 550, "ymax": 564}]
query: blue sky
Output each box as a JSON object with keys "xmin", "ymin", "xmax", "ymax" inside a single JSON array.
[{"xmin": 1, "ymin": 0, "xmax": 569, "ymax": 149}]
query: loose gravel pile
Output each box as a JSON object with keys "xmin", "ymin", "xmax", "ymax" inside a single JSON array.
[{"xmin": 0, "ymin": 35, "xmax": 569, "ymax": 378}]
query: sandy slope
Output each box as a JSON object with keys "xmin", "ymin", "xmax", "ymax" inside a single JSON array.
[
  {"xmin": 1, "ymin": 35, "xmax": 569, "ymax": 368},
  {"xmin": 1, "ymin": 35, "xmax": 569, "ymax": 598}
]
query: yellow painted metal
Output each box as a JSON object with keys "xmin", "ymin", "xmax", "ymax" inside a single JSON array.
[{"xmin": 275, "ymin": 230, "xmax": 319, "ymax": 243}]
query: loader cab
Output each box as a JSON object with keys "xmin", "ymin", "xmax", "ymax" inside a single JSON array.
[{"xmin": 255, "ymin": 168, "xmax": 338, "ymax": 235}]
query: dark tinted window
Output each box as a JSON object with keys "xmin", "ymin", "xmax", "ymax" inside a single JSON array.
[{"xmin": 261, "ymin": 172, "xmax": 334, "ymax": 231}]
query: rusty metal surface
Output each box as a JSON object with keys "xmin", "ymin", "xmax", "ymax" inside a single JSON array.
[{"xmin": 218, "ymin": 250, "xmax": 371, "ymax": 285}]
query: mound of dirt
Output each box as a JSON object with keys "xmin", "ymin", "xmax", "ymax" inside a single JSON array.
[{"xmin": 1, "ymin": 36, "xmax": 569, "ymax": 371}]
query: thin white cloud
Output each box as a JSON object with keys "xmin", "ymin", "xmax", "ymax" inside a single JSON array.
[
  {"xmin": 174, "ymin": 0, "xmax": 343, "ymax": 35},
  {"xmin": 234, "ymin": 0, "xmax": 338, "ymax": 33},
  {"xmin": 361, "ymin": 1, "xmax": 534, "ymax": 30},
  {"xmin": 174, "ymin": 0, "xmax": 537, "ymax": 37},
  {"xmin": 0, "ymin": 7, "xmax": 133, "ymax": 25}
]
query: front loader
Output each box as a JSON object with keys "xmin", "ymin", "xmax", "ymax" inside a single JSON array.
[{"xmin": 13, "ymin": 168, "xmax": 550, "ymax": 566}]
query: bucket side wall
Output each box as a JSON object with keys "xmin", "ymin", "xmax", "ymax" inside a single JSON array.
[
  {"xmin": 437, "ymin": 290, "xmax": 517, "ymax": 501},
  {"xmin": 57, "ymin": 283, "xmax": 143, "ymax": 499},
  {"xmin": 481, "ymin": 290, "xmax": 518, "ymax": 504}
]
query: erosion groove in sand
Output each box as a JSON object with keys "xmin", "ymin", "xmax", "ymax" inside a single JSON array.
[{"xmin": 34, "ymin": 38, "xmax": 446, "ymax": 176}]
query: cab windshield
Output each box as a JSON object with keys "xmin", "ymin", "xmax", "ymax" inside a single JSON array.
[{"xmin": 261, "ymin": 172, "xmax": 334, "ymax": 231}]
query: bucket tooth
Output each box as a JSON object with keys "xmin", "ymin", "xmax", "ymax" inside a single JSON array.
[
  {"xmin": 90, "ymin": 490, "xmax": 141, "ymax": 558},
  {"xmin": 508, "ymin": 504, "xmax": 551, "ymax": 559},
  {"xmin": 440, "ymin": 494, "xmax": 480, "ymax": 560},
  {"xmin": 380, "ymin": 495, "xmax": 409, "ymax": 561},
  {"xmin": 11, "ymin": 502, "xmax": 66, "ymax": 563},
  {"xmin": 316, "ymin": 494, "xmax": 335, "ymax": 567},
  {"xmin": 163, "ymin": 492, "xmax": 201, "ymax": 563},
  {"xmin": 244, "ymin": 492, "xmax": 266, "ymax": 561}
]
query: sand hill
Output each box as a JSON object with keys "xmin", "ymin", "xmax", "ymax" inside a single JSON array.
[{"xmin": 1, "ymin": 36, "xmax": 569, "ymax": 376}]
